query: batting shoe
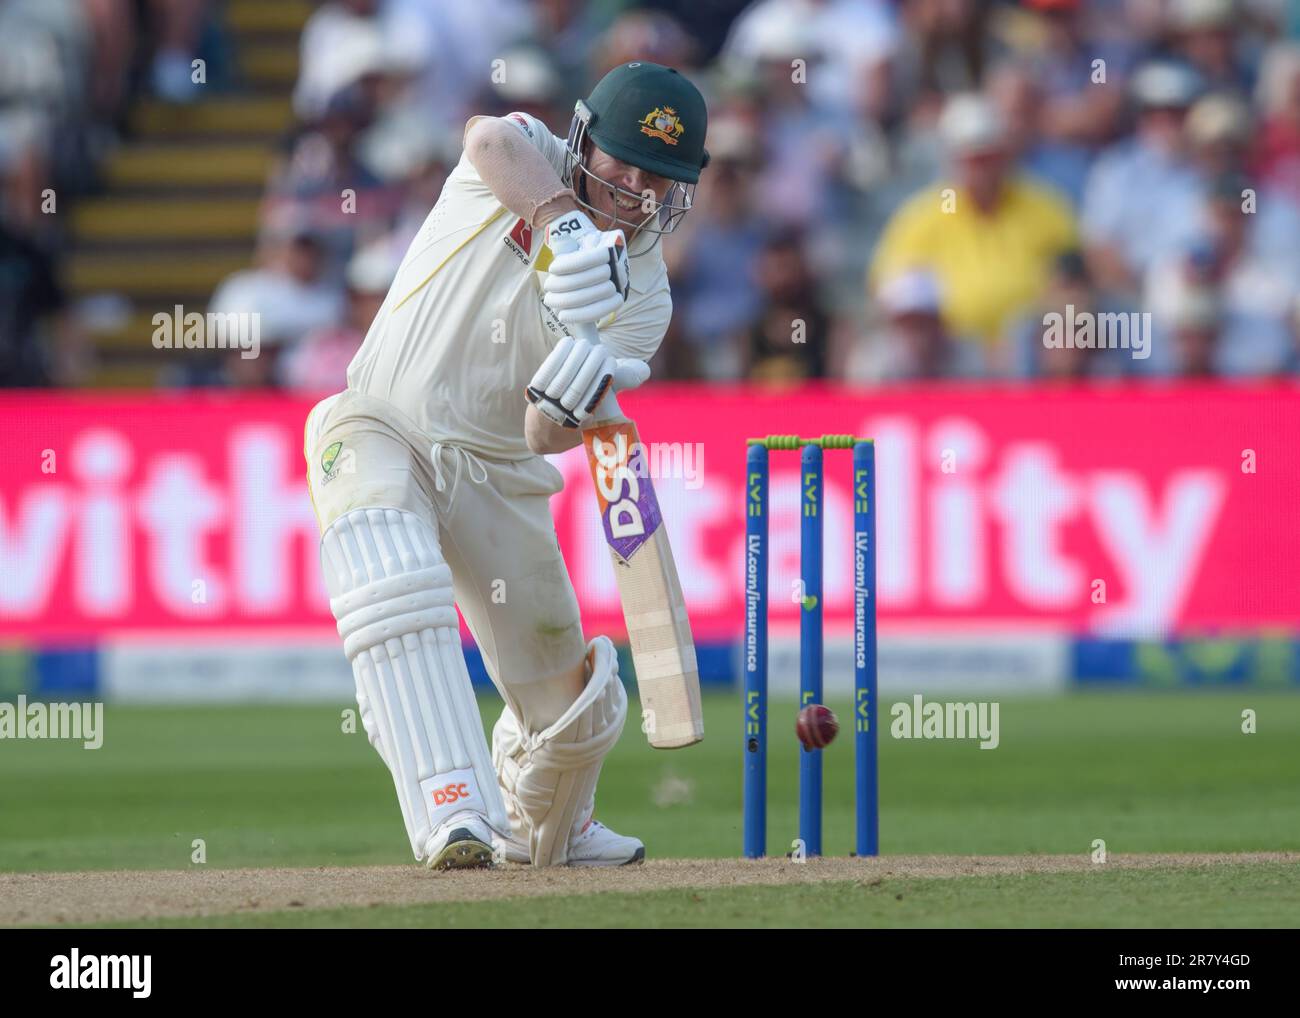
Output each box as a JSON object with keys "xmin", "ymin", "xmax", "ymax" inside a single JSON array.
[
  {"xmin": 567, "ymin": 818, "xmax": 645, "ymax": 867},
  {"xmin": 498, "ymin": 819, "xmax": 645, "ymax": 866},
  {"xmin": 424, "ymin": 811, "xmax": 503, "ymax": 870}
]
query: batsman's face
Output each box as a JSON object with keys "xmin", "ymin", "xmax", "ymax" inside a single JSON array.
[{"xmin": 585, "ymin": 145, "xmax": 673, "ymax": 232}]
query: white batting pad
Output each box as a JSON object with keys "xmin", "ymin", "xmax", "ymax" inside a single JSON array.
[
  {"xmin": 492, "ymin": 636, "xmax": 627, "ymax": 865},
  {"xmin": 320, "ymin": 507, "xmax": 509, "ymax": 860}
]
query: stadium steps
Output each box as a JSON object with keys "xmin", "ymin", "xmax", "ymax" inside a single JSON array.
[
  {"xmin": 72, "ymin": 0, "xmax": 310, "ymax": 386},
  {"xmin": 92, "ymin": 311, "xmax": 192, "ymax": 355},
  {"xmin": 225, "ymin": 0, "xmax": 313, "ymax": 33},
  {"xmin": 88, "ymin": 308, "xmax": 258, "ymax": 356},
  {"xmin": 72, "ymin": 198, "xmax": 261, "ymax": 243},
  {"xmin": 105, "ymin": 144, "xmax": 274, "ymax": 188},
  {"xmin": 71, "ymin": 248, "xmax": 251, "ymax": 296},
  {"xmin": 131, "ymin": 96, "xmax": 294, "ymax": 139},
  {"xmin": 239, "ymin": 44, "xmax": 301, "ymax": 89}
]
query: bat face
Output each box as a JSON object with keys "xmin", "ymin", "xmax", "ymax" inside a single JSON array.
[{"xmin": 583, "ymin": 418, "xmax": 704, "ymax": 749}]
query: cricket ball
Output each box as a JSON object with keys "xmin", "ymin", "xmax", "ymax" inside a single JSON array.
[{"xmin": 796, "ymin": 704, "xmax": 838, "ymax": 750}]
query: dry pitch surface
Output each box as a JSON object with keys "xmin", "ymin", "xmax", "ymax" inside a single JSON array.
[{"xmin": 5, "ymin": 853, "xmax": 1297, "ymax": 927}]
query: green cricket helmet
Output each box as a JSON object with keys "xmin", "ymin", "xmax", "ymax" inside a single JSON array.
[{"xmin": 565, "ymin": 61, "xmax": 710, "ymax": 236}]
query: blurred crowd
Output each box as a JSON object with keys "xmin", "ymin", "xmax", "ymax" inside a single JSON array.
[
  {"xmin": 6, "ymin": 0, "xmax": 1300, "ymax": 388},
  {"xmin": 0, "ymin": 0, "xmax": 222, "ymax": 384}
]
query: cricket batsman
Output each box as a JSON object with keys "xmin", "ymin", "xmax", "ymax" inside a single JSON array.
[{"xmin": 303, "ymin": 62, "xmax": 709, "ymax": 867}]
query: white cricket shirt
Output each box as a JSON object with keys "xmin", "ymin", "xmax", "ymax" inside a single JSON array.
[{"xmin": 345, "ymin": 111, "xmax": 672, "ymax": 460}]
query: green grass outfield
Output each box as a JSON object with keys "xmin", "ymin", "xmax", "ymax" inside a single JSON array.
[{"xmin": 2, "ymin": 691, "xmax": 1297, "ymax": 926}]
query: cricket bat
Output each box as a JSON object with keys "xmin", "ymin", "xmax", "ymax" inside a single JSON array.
[{"xmin": 578, "ymin": 339, "xmax": 704, "ymax": 749}]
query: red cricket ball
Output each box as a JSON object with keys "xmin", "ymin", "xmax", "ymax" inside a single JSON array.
[{"xmin": 796, "ymin": 704, "xmax": 839, "ymax": 750}]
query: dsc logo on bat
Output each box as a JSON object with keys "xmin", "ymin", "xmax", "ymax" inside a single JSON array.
[
  {"xmin": 584, "ymin": 421, "xmax": 664, "ymax": 562},
  {"xmin": 591, "ymin": 430, "xmax": 645, "ymax": 540}
]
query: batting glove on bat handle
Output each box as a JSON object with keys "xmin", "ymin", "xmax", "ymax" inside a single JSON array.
[
  {"xmin": 542, "ymin": 215, "xmax": 629, "ymax": 326},
  {"xmin": 528, "ymin": 234, "xmax": 648, "ymax": 426},
  {"xmin": 526, "ymin": 336, "xmax": 583, "ymax": 427}
]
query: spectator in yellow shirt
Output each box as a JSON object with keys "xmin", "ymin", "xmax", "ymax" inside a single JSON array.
[{"xmin": 871, "ymin": 93, "xmax": 1078, "ymax": 347}]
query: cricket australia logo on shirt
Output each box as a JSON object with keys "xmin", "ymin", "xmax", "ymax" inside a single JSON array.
[
  {"xmin": 504, "ymin": 217, "xmax": 533, "ymax": 264},
  {"xmin": 321, "ymin": 441, "xmax": 345, "ymax": 485}
]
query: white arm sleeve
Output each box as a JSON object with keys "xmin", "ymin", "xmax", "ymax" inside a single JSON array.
[{"xmin": 462, "ymin": 112, "xmax": 575, "ymax": 226}]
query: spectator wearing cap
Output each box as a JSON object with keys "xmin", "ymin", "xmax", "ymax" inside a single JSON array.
[
  {"xmin": 1251, "ymin": 43, "xmax": 1300, "ymax": 206},
  {"xmin": 1186, "ymin": 93, "xmax": 1253, "ymax": 178},
  {"xmin": 282, "ymin": 241, "xmax": 399, "ymax": 392},
  {"xmin": 294, "ymin": 0, "xmax": 386, "ymax": 122},
  {"xmin": 480, "ymin": 44, "xmax": 568, "ymax": 127},
  {"xmin": 1184, "ymin": 91, "xmax": 1300, "ymax": 254},
  {"xmin": 384, "ymin": 0, "xmax": 534, "ymax": 138},
  {"xmin": 717, "ymin": 4, "xmax": 859, "ymax": 232},
  {"xmin": 846, "ymin": 269, "xmax": 984, "ymax": 382},
  {"xmin": 1165, "ymin": 0, "xmax": 1254, "ymax": 98},
  {"xmin": 1144, "ymin": 171, "xmax": 1300, "ymax": 375},
  {"xmin": 722, "ymin": 0, "xmax": 900, "ymax": 123},
  {"xmin": 353, "ymin": 38, "xmax": 443, "ymax": 180},
  {"xmin": 663, "ymin": 118, "xmax": 768, "ymax": 380},
  {"xmin": 1080, "ymin": 61, "xmax": 1205, "ymax": 297},
  {"xmin": 871, "ymin": 93, "xmax": 1077, "ymax": 348}
]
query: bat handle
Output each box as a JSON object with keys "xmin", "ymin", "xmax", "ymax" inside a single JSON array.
[
  {"xmin": 572, "ymin": 315, "xmax": 624, "ymax": 423},
  {"xmin": 594, "ymin": 390, "xmax": 624, "ymax": 423}
]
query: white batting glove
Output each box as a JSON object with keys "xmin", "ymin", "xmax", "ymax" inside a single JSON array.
[
  {"xmin": 542, "ymin": 212, "xmax": 630, "ymax": 326},
  {"xmin": 526, "ymin": 334, "xmax": 651, "ymax": 428}
]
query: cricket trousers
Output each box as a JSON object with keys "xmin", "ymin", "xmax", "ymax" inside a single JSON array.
[{"xmin": 304, "ymin": 388, "xmax": 588, "ymax": 730}]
